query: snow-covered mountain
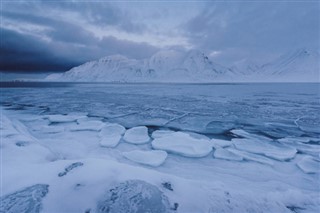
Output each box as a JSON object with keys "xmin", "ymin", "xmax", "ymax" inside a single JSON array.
[
  {"xmin": 46, "ymin": 48, "xmax": 319, "ymax": 82},
  {"xmin": 231, "ymin": 48, "xmax": 319, "ymax": 82},
  {"xmin": 257, "ymin": 48, "xmax": 320, "ymax": 82},
  {"xmin": 46, "ymin": 50, "xmax": 235, "ymax": 83}
]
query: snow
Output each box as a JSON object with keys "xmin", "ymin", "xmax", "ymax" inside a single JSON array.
[
  {"xmin": 123, "ymin": 150, "xmax": 168, "ymax": 167},
  {"xmin": 296, "ymin": 156, "xmax": 319, "ymax": 174},
  {"xmin": 151, "ymin": 132, "xmax": 213, "ymax": 157},
  {"xmin": 213, "ymin": 148, "xmax": 243, "ymax": 161},
  {"xmin": 99, "ymin": 123, "xmax": 126, "ymax": 147},
  {"xmin": 46, "ymin": 48, "xmax": 319, "ymax": 83},
  {"xmin": 123, "ymin": 126, "xmax": 150, "ymax": 144}
]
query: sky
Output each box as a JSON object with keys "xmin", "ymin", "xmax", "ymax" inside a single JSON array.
[{"xmin": 1, "ymin": 0, "xmax": 319, "ymax": 73}]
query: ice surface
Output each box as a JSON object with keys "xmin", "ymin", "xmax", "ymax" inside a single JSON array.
[
  {"xmin": 1, "ymin": 83, "xmax": 319, "ymax": 213},
  {"xmin": 0, "ymin": 184, "xmax": 49, "ymax": 213},
  {"xmin": 231, "ymin": 129, "xmax": 273, "ymax": 141},
  {"xmin": 232, "ymin": 138, "xmax": 297, "ymax": 161},
  {"xmin": 210, "ymin": 138, "xmax": 233, "ymax": 149},
  {"xmin": 44, "ymin": 114, "xmax": 86, "ymax": 123},
  {"xmin": 123, "ymin": 150, "xmax": 168, "ymax": 167},
  {"xmin": 213, "ymin": 148, "xmax": 243, "ymax": 161},
  {"xmin": 96, "ymin": 180, "xmax": 171, "ymax": 213},
  {"xmin": 151, "ymin": 130, "xmax": 175, "ymax": 139},
  {"xmin": 99, "ymin": 123, "xmax": 126, "ymax": 147},
  {"xmin": 297, "ymin": 156, "xmax": 319, "ymax": 174},
  {"xmin": 227, "ymin": 148, "xmax": 275, "ymax": 165},
  {"xmin": 69, "ymin": 120, "xmax": 105, "ymax": 131},
  {"xmin": 123, "ymin": 126, "xmax": 150, "ymax": 144},
  {"xmin": 152, "ymin": 132, "xmax": 213, "ymax": 157}
]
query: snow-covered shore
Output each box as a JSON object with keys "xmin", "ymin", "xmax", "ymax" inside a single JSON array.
[{"xmin": 1, "ymin": 107, "xmax": 319, "ymax": 213}]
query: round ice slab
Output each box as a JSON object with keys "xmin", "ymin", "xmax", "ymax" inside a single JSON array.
[
  {"xmin": 99, "ymin": 123, "xmax": 126, "ymax": 148},
  {"xmin": 232, "ymin": 138, "xmax": 297, "ymax": 161},
  {"xmin": 297, "ymin": 156, "xmax": 319, "ymax": 174},
  {"xmin": 123, "ymin": 150, "xmax": 168, "ymax": 167},
  {"xmin": 123, "ymin": 126, "xmax": 150, "ymax": 144},
  {"xmin": 151, "ymin": 130, "xmax": 175, "ymax": 139},
  {"xmin": 211, "ymin": 138, "xmax": 233, "ymax": 149},
  {"xmin": 152, "ymin": 132, "xmax": 213, "ymax": 157}
]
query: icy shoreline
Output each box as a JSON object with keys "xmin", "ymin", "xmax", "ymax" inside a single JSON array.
[{"xmin": 1, "ymin": 107, "xmax": 319, "ymax": 213}]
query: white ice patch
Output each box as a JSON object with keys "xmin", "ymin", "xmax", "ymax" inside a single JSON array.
[
  {"xmin": 210, "ymin": 138, "xmax": 233, "ymax": 149},
  {"xmin": 123, "ymin": 126, "xmax": 150, "ymax": 144},
  {"xmin": 152, "ymin": 132, "xmax": 213, "ymax": 157},
  {"xmin": 123, "ymin": 150, "xmax": 168, "ymax": 167},
  {"xmin": 213, "ymin": 148, "xmax": 243, "ymax": 161},
  {"xmin": 151, "ymin": 130, "xmax": 175, "ymax": 139},
  {"xmin": 231, "ymin": 129, "xmax": 272, "ymax": 141},
  {"xmin": 227, "ymin": 148, "xmax": 275, "ymax": 165},
  {"xmin": 296, "ymin": 156, "xmax": 319, "ymax": 174},
  {"xmin": 45, "ymin": 114, "xmax": 86, "ymax": 123},
  {"xmin": 99, "ymin": 123, "xmax": 126, "ymax": 148},
  {"xmin": 232, "ymin": 138, "xmax": 297, "ymax": 161},
  {"xmin": 69, "ymin": 120, "xmax": 105, "ymax": 132}
]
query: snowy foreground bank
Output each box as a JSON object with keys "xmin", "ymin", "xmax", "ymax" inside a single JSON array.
[{"xmin": 1, "ymin": 108, "xmax": 319, "ymax": 213}]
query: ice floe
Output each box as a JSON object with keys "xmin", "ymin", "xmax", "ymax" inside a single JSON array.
[
  {"xmin": 123, "ymin": 126, "xmax": 150, "ymax": 144},
  {"xmin": 123, "ymin": 150, "xmax": 168, "ymax": 167},
  {"xmin": 151, "ymin": 130, "xmax": 175, "ymax": 139},
  {"xmin": 152, "ymin": 132, "xmax": 212, "ymax": 157},
  {"xmin": 232, "ymin": 138, "xmax": 297, "ymax": 161},
  {"xmin": 296, "ymin": 156, "xmax": 319, "ymax": 174},
  {"xmin": 231, "ymin": 129, "xmax": 273, "ymax": 141},
  {"xmin": 44, "ymin": 114, "xmax": 86, "ymax": 123},
  {"xmin": 227, "ymin": 148, "xmax": 275, "ymax": 165},
  {"xmin": 210, "ymin": 138, "xmax": 233, "ymax": 149},
  {"xmin": 99, "ymin": 123, "xmax": 126, "ymax": 147}
]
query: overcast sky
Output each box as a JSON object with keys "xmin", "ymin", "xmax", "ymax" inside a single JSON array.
[{"xmin": 1, "ymin": 0, "xmax": 319, "ymax": 72}]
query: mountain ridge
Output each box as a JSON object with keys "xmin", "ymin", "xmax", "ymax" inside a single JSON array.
[{"xmin": 46, "ymin": 48, "xmax": 319, "ymax": 82}]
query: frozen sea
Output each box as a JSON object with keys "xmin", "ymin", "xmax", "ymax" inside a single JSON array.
[{"xmin": 0, "ymin": 82, "xmax": 319, "ymax": 213}]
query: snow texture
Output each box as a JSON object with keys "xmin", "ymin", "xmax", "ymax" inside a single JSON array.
[
  {"xmin": 213, "ymin": 148, "xmax": 243, "ymax": 161},
  {"xmin": 0, "ymin": 184, "xmax": 49, "ymax": 213},
  {"xmin": 96, "ymin": 180, "xmax": 171, "ymax": 213},
  {"xmin": 123, "ymin": 150, "xmax": 168, "ymax": 167}
]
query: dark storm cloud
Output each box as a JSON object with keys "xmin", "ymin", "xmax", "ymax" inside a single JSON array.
[
  {"xmin": 1, "ymin": 1, "xmax": 157, "ymax": 72},
  {"xmin": 0, "ymin": 28, "xmax": 79, "ymax": 72}
]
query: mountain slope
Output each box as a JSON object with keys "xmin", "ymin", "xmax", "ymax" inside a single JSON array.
[
  {"xmin": 46, "ymin": 50, "xmax": 235, "ymax": 82},
  {"xmin": 46, "ymin": 48, "xmax": 319, "ymax": 82}
]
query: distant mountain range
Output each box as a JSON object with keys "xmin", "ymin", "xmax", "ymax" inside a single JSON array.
[{"xmin": 46, "ymin": 48, "xmax": 319, "ymax": 82}]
